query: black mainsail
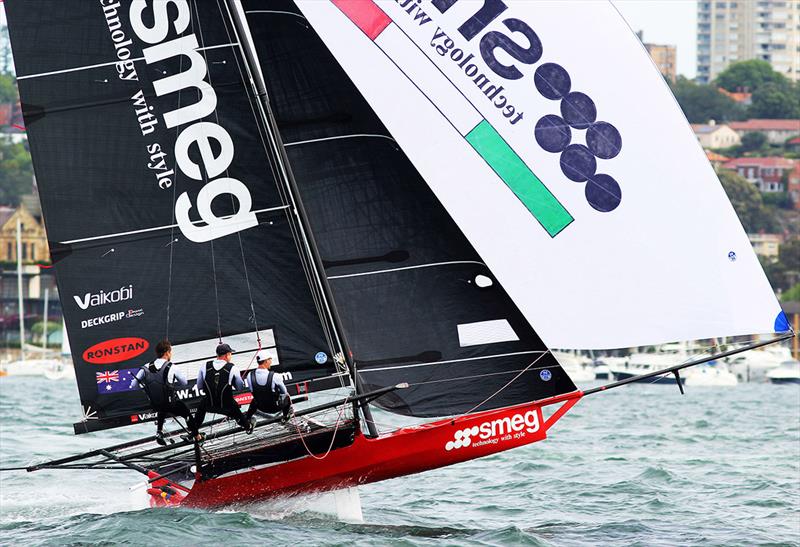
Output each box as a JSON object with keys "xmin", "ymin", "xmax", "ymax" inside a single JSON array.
[{"xmin": 6, "ymin": 0, "xmax": 345, "ymax": 432}]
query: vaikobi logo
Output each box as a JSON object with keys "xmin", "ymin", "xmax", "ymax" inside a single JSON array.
[
  {"xmin": 73, "ymin": 285, "xmax": 133, "ymax": 310},
  {"xmin": 445, "ymin": 409, "xmax": 541, "ymax": 451}
]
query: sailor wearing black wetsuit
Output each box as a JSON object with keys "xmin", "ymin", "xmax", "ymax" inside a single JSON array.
[
  {"xmin": 245, "ymin": 350, "xmax": 292, "ymax": 421},
  {"xmin": 194, "ymin": 343, "xmax": 254, "ymax": 433},
  {"xmin": 131, "ymin": 340, "xmax": 199, "ymax": 445}
]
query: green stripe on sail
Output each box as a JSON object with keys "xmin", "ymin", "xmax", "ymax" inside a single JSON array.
[{"xmin": 465, "ymin": 120, "xmax": 572, "ymax": 237}]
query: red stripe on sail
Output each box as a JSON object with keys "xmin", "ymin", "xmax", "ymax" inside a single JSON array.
[{"xmin": 331, "ymin": 0, "xmax": 391, "ymax": 40}]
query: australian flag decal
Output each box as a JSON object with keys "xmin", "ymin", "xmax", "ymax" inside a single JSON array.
[{"xmin": 96, "ymin": 368, "xmax": 138, "ymax": 394}]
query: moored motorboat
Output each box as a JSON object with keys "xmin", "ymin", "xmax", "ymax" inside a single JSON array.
[{"xmin": 765, "ymin": 360, "xmax": 800, "ymax": 385}]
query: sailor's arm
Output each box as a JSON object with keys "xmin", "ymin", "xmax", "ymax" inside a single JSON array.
[
  {"xmin": 170, "ymin": 366, "xmax": 188, "ymax": 387},
  {"xmin": 273, "ymin": 374, "xmax": 288, "ymax": 396},
  {"xmin": 229, "ymin": 365, "xmax": 245, "ymax": 390},
  {"xmin": 195, "ymin": 366, "xmax": 205, "ymax": 388}
]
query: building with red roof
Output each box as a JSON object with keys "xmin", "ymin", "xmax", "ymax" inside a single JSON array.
[
  {"xmin": 728, "ymin": 119, "xmax": 800, "ymax": 145},
  {"xmin": 722, "ymin": 157, "xmax": 796, "ymax": 193}
]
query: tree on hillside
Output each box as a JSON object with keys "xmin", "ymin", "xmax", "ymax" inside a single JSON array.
[
  {"xmin": 0, "ymin": 141, "xmax": 34, "ymax": 206},
  {"xmin": 714, "ymin": 59, "xmax": 787, "ymax": 92},
  {"xmin": 749, "ymin": 81, "xmax": 800, "ymax": 119},
  {"xmin": 669, "ymin": 76, "xmax": 744, "ymax": 123},
  {"xmin": 740, "ymin": 131, "xmax": 768, "ymax": 153},
  {"xmin": 0, "ymin": 74, "xmax": 17, "ymax": 103},
  {"xmin": 717, "ymin": 168, "xmax": 777, "ymax": 233}
]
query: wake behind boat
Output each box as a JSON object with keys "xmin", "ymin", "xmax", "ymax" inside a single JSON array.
[{"xmin": 1, "ymin": 0, "xmax": 795, "ymax": 512}]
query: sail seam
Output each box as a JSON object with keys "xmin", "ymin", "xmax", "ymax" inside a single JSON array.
[
  {"xmin": 16, "ymin": 43, "xmax": 239, "ymax": 81},
  {"xmin": 284, "ymin": 134, "xmax": 396, "ymax": 147},
  {"xmin": 60, "ymin": 205, "xmax": 290, "ymax": 245},
  {"xmin": 359, "ymin": 350, "xmax": 546, "ymax": 372},
  {"xmin": 327, "ymin": 260, "xmax": 485, "ymax": 279}
]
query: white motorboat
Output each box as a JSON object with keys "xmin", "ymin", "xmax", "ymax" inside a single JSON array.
[
  {"xmin": 0, "ymin": 358, "xmax": 66, "ymax": 377},
  {"xmin": 551, "ymin": 350, "xmax": 596, "ymax": 383},
  {"xmin": 765, "ymin": 360, "xmax": 800, "ymax": 384},
  {"xmin": 726, "ymin": 345, "xmax": 794, "ymax": 382},
  {"xmin": 684, "ymin": 361, "xmax": 738, "ymax": 387}
]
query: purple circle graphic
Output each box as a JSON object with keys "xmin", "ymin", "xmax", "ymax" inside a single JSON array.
[
  {"xmin": 560, "ymin": 92, "xmax": 597, "ymax": 130},
  {"xmin": 535, "ymin": 115, "xmax": 571, "ymax": 153},
  {"xmin": 586, "ymin": 174, "xmax": 622, "ymax": 212},
  {"xmin": 534, "ymin": 63, "xmax": 571, "ymax": 100},
  {"xmin": 560, "ymin": 144, "xmax": 596, "ymax": 182},
  {"xmin": 586, "ymin": 122, "xmax": 622, "ymax": 159}
]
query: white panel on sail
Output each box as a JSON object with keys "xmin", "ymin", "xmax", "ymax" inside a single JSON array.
[
  {"xmin": 295, "ymin": 0, "xmax": 784, "ymax": 348},
  {"xmin": 458, "ymin": 319, "xmax": 519, "ymax": 347}
]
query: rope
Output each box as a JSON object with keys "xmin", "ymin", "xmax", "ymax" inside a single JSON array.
[
  {"xmin": 293, "ymin": 402, "xmax": 347, "ymax": 460},
  {"xmin": 459, "ymin": 352, "xmax": 549, "ymax": 418}
]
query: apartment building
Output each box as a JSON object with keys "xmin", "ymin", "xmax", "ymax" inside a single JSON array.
[{"xmin": 697, "ymin": 0, "xmax": 800, "ymax": 83}]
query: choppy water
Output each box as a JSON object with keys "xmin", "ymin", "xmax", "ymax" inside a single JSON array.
[{"xmin": 1, "ymin": 377, "xmax": 798, "ymax": 546}]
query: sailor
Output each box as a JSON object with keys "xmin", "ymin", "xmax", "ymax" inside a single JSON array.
[
  {"xmin": 245, "ymin": 351, "xmax": 292, "ymax": 422},
  {"xmin": 131, "ymin": 340, "xmax": 199, "ymax": 446},
  {"xmin": 194, "ymin": 343, "xmax": 254, "ymax": 433}
]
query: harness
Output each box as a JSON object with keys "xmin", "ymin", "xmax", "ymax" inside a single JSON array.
[
  {"xmin": 139, "ymin": 361, "xmax": 175, "ymax": 409},
  {"xmin": 204, "ymin": 360, "xmax": 234, "ymax": 408},
  {"xmin": 249, "ymin": 370, "xmax": 282, "ymax": 412}
]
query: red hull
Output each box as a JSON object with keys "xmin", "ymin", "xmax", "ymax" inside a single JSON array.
[{"xmin": 163, "ymin": 392, "xmax": 582, "ymax": 508}]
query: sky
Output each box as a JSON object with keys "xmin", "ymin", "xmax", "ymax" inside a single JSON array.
[{"xmin": 1, "ymin": 2, "xmax": 698, "ymax": 78}]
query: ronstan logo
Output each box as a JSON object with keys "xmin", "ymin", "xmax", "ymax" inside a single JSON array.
[
  {"xmin": 83, "ymin": 337, "xmax": 149, "ymax": 364},
  {"xmin": 445, "ymin": 410, "xmax": 540, "ymax": 450},
  {"xmin": 73, "ymin": 285, "xmax": 133, "ymax": 310}
]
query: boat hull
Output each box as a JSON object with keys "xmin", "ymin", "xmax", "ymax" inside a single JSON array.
[{"xmin": 170, "ymin": 394, "xmax": 581, "ymax": 508}]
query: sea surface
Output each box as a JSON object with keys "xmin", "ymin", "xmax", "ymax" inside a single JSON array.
[{"xmin": 1, "ymin": 377, "xmax": 798, "ymax": 546}]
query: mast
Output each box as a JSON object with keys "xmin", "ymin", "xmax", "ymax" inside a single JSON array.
[
  {"xmin": 16, "ymin": 217, "xmax": 24, "ymax": 363},
  {"xmin": 224, "ymin": 0, "xmax": 379, "ymax": 435}
]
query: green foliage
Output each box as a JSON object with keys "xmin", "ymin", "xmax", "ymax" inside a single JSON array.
[
  {"xmin": 31, "ymin": 321, "xmax": 61, "ymax": 336},
  {"xmin": 782, "ymin": 283, "xmax": 800, "ymax": 302},
  {"xmin": 778, "ymin": 238, "xmax": 800, "ymax": 272},
  {"xmin": 0, "ymin": 74, "xmax": 17, "ymax": 103},
  {"xmin": 714, "ymin": 60, "xmax": 787, "ymax": 93},
  {"xmin": 669, "ymin": 76, "xmax": 744, "ymax": 123},
  {"xmin": 762, "ymin": 191, "xmax": 793, "ymax": 210},
  {"xmin": 717, "ymin": 168, "xmax": 777, "ymax": 232},
  {"xmin": 0, "ymin": 141, "xmax": 34, "ymax": 206},
  {"xmin": 750, "ymin": 81, "xmax": 800, "ymax": 119},
  {"xmin": 740, "ymin": 131, "xmax": 768, "ymax": 152}
]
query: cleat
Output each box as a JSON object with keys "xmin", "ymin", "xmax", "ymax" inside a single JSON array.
[{"xmin": 155, "ymin": 431, "xmax": 167, "ymax": 446}]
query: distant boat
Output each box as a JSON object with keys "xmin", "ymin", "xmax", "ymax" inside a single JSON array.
[
  {"xmin": 726, "ymin": 345, "xmax": 794, "ymax": 383},
  {"xmin": 0, "ymin": 358, "xmax": 68, "ymax": 378},
  {"xmin": 551, "ymin": 350, "xmax": 595, "ymax": 383},
  {"xmin": 608, "ymin": 343, "xmax": 691, "ymax": 384},
  {"xmin": 684, "ymin": 361, "xmax": 738, "ymax": 387},
  {"xmin": 765, "ymin": 360, "xmax": 800, "ymax": 385}
]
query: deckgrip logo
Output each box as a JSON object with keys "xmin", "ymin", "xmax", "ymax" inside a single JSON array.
[
  {"xmin": 445, "ymin": 409, "xmax": 540, "ymax": 451},
  {"xmin": 100, "ymin": 0, "xmax": 258, "ymax": 243},
  {"xmin": 74, "ymin": 285, "xmax": 133, "ymax": 310},
  {"xmin": 83, "ymin": 337, "xmax": 149, "ymax": 364}
]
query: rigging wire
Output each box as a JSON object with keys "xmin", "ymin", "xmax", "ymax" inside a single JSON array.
[
  {"xmin": 212, "ymin": 0, "xmax": 338, "ymax": 357},
  {"xmin": 193, "ymin": 0, "xmax": 261, "ymax": 346}
]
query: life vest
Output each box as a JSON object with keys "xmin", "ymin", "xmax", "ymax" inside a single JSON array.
[
  {"xmin": 249, "ymin": 370, "xmax": 282, "ymax": 412},
  {"xmin": 139, "ymin": 361, "xmax": 175, "ymax": 409},
  {"xmin": 203, "ymin": 360, "xmax": 234, "ymax": 408}
]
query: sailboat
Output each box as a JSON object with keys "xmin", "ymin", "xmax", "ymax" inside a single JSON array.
[{"xmin": 3, "ymin": 0, "xmax": 794, "ymax": 509}]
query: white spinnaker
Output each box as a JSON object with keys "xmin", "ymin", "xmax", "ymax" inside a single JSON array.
[{"xmin": 295, "ymin": 0, "xmax": 784, "ymax": 349}]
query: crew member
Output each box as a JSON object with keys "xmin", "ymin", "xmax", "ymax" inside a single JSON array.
[
  {"xmin": 131, "ymin": 339, "xmax": 199, "ymax": 446},
  {"xmin": 245, "ymin": 350, "xmax": 292, "ymax": 422},
  {"xmin": 194, "ymin": 343, "xmax": 254, "ymax": 433}
]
